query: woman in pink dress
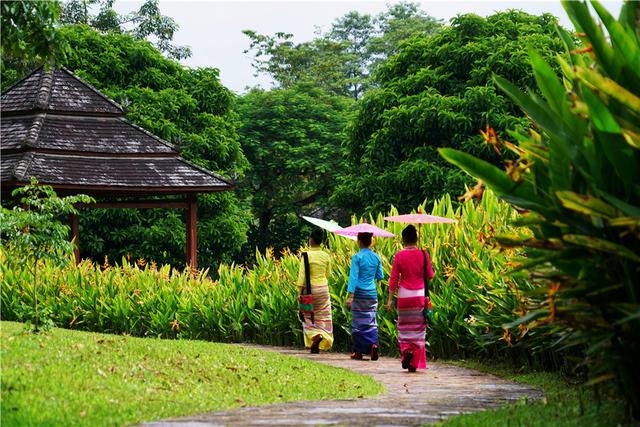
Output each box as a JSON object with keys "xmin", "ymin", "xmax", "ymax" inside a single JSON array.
[{"xmin": 386, "ymin": 225, "xmax": 434, "ymax": 372}]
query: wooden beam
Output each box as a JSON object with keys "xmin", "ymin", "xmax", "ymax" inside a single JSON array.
[
  {"xmin": 186, "ymin": 196, "xmax": 198, "ymax": 271},
  {"xmin": 75, "ymin": 200, "xmax": 189, "ymax": 209},
  {"xmin": 69, "ymin": 213, "xmax": 80, "ymax": 264}
]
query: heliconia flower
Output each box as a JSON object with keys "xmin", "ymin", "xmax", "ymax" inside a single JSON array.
[{"xmin": 480, "ymin": 124, "xmax": 502, "ymax": 155}]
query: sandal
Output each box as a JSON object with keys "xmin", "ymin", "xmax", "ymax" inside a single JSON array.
[
  {"xmin": 310, "ymin": 335, "xmax": 323, "ymax": 354},
  {"xmin": 402, "ymin": 351, "xmax": 413, "ymax": 370},
  {"xmin": 370, "ymin": 344, "xmax": 379, "ymax": 361},
  {"xmin": 350, "ymin": 352, "xmax": 363, "ymax": 360}
]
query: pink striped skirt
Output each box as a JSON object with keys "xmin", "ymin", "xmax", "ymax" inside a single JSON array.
[{"xmin": 397, "ymin": 286, "xmax": 427, "ymax": 369}]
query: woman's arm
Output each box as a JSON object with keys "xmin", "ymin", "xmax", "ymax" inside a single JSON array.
[
  {"xmin": 386, "ymin": 255, "xmax": 401, "ymax": 311},
  {"xmin": 426, "ymin": 252, "xmax": 435, "ymax": 280},
  {"xmin": 346, "ymin": 255, "xmax": 359, "ymax": 308},
  {"xmin": 347, "ymin": 255, "xmax": 359, "ymax": 294},
  {"xmin": 297, "ymin": 254, "xmax": 305, "ymax": 288},
  {"xmin": 375, "ymin": 256, "xmax": 384, "ymax": 281}
]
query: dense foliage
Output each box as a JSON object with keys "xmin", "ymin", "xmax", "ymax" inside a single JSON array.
[
  {"xmin": 60, "ymin": 0, "xmax": 191, "ymax": 59},
  {"xmin": 332, "ymin": 11, "xmax": 566, "ymax": 215},
  {"xmin": 244, "ymin": 2, "xmax": 441, "ymax": 99},
  {"xmin": 0, "ymin": 180, "xmax": 93, "ymax": 331},
  {"xmin": 1, "ymin": 24, "xmax": 250, "ymax": 268},
  {"xmin": 236, "ymin": 85, "xmax": 353, "ymax": 253},
  {"xmin": 2, "ymin": 191, "xmax": 546, "ymax": 364},
  {"xmin": 441, "ymin": 0, "xmax": 640, "ymax": 418},
  {"xmin": 0, "ymin": 0, "xmax": 66, "ymax": 78}
]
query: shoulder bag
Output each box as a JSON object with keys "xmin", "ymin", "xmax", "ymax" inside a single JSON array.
[
  {"xmin": 298, "ymin": 252, "xmax": 314, "ymax": 323},
  {"xmin": 422, "ymin": 250, "xmax": 433, "ymax": 326}
]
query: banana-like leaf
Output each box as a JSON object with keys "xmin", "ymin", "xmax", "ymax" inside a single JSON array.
[
  {"xmin": 563, "ymin": 0, "xmax": 619, "ymax": 77},
  {"xmin": 575, "ymin": 66, "xmax": 640, "ymax": 117},
  {"xmin": 510, "ymin": 212, "xmax": 545, "ymax": 226},
  {"xmin": 493, "ymin": 74, "xmax": 569, "ymax": 141},
  {"xmin": 438, "ymin": 148, "xmax": 549, "ymax": 212},
  {"xmin": 528, "ymin": 48, "xmax": 571, "ymax": 120},
  {"xmin": 503, "ymin": 310, "xmax": 549, "ymax": 329},
  {"xmin": 563, "ymin": 234, "xmax": 640, "ymax": 262},
  {"xmin": 591, "ymin": 0, "xmax": 640, "ymax": 82},
  {"xmin": 581, "ymin": 87, "xmax": 622, "ymax": 134},
  {"xmin": 597, "ymin": 192, "xmax": 640, "ymax": 216},
  {"xmin": 607, "ymin": 216, "xmax": 640, "ymax": 227},
  {"xmin": 621, "ymin": 128, "xmax": 640, "ymax": 149},
  {"xmin": 556, "ymin": 191, "xmax": 618, "ymax": 218}
]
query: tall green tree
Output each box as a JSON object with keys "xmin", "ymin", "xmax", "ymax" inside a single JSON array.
[
  {"xmin": 236, "ymin": 84, "xmax": 353, "ymax": 252},
  {"xmin": 243, "ymin": 2, "xmax": 441, "ymax": 100},
  {"xmin": 327, "ymin": 11, "xmax": 375, "ymax": 99},
  {"xmin": 243, "ymin": 30, "xmax": 352, "ymax": 96},
  {"xmin": 441, "ymin": 0, "xmax": 640, "ymax": 417},
  {"xmin": 368, "ymin": 2, "xmax": 442, "ymax": 66},
  {"xmin": 1, "ymin": 0, "xmax": 67, "ymax": 87},
  {"xmin": 332, "ymin": 10, "xmax": 565, "ymax": 215},
  {"xmin": 3, "ymin": 24, "xmax": 249, "ymax": 268},
  {"xmin": 60, "ymin": 0, "xmax": 191, "ymax": 59}
]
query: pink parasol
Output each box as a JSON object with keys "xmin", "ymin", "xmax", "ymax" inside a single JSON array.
[
  {"xmin": 333, "ymin": 223, "xmax": 395, "ymax": 238},
  {"xmin": 384, "ymin": 210, "xmax": 457, "ymax": 246},
  {"xmin": 384, "ymin": 213, "xmax": 458, "ymax": 224}
]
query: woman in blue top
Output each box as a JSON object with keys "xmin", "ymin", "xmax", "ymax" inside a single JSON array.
[{"xmin": 346, "ymin": 232, "xmax": 384, "ymax": 360}]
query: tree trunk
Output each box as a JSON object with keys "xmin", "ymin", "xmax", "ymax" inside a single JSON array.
[{"xmin": 33, "ymin": 258, "xmax": 38, "ymax": 333}]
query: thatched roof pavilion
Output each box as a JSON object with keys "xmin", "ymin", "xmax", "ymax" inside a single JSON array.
[{"xmin": 1, "ymin": 66, "xmax": 235, "ymax": 269}]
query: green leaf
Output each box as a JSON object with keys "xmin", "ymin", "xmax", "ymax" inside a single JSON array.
[
  {"xmin": 563, "ymin": 234, "xmax": 640, "ymax": 262},
  {"xmin": 575, "ymin": 66, "xmax": 640, "ymax": 117},
  {"xmin": 591, "ymin": 0, "xmax": 640, "ymax": 81},
  {"xmin": 555, "ymin": 191, "xmax": 618, "ymax": 218},
  {"xmin": 528, "ymin": 48, "xmax": 569, "ymax": 120},
  {"xmin": 439, "ymin": 148, "xmax": 516, "ymax": 192},
  {"xmin": 439, "ymin": 148, "xmax": 549, "ymax": 212},
  {"xmin": 503, "ymin": 310, "xmax": 549, "ymax": 329},
  {"xmin": 607, "ymin": 216, "xmax": 640, "ymax": 227},
  {"xmin": 493, "ymin": 74, "xmax": 568, "ymax": 141},
  {"xmin": 581, "ymin": 87, "xmax": 621, "ymax": 134}
]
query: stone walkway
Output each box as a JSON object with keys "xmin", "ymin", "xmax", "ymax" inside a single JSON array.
[{"xmin": 143, "ymin": 346, "xmax": 541, "ymax": 427}]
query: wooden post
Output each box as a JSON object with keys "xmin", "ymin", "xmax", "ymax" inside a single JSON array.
[
  {"xmin": 69, "ymin": 213, "xmax": 80, "ymax": 264},
  {"xmin": 186, "ymin": 196, "xmax": 197, "ymax": 270}
]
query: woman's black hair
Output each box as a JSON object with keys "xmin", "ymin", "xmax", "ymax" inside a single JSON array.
[
  {"xmin": 402, "ymin": 225, "xmax": 418, "ymax": 245},
  {"xmin": 357, "ymin": 232, "xmax": 373, "ymax": 247},
  {"xmin": 310, "ymin": 228, "xmax": 325, "ymax": 245}
]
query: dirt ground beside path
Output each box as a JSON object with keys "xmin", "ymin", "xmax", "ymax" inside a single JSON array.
[{"xmin": 142, "ymin": 346, "xmax": 541, "ymax": 427}]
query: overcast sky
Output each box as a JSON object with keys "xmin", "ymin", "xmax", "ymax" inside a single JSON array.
[{"xmin": 114, "ymin": 1, "xmax": 623, "ymax": 94}]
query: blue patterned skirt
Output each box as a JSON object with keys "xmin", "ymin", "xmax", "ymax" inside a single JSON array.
[{"xmin": 351, "ymin": 295, "xmax": 379, "ymax": 354}]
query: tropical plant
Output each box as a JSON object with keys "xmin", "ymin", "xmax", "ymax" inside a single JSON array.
[
  {"xmin": 2, "ymin": 24, "xmax": 250, "ymax": 268},
  {"xmin": 2, "ymin": 191, "xmax": 542, "ymax": 364},
  {"xmin": 0, "ymin": 179, "xmax": 93, "ymax": 331},
  {"xmin": 236, "ymin": 84, "xmax": 353, "ymax": 253},
  {"xmin": 440, "ymin": 0, "xmax": 640, "ymax": 418}
]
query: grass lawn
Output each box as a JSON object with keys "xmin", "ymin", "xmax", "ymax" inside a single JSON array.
[
  {"xmin": 1, "ymin": 321, "xmax": 383, "ymax": 426},
  {"xmin": 438, "ymin": 360, "xmax": 629, "ymax": 427}
]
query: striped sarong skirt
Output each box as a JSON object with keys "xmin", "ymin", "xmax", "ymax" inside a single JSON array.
[
  {"xmin": 351, "ymin": 294, "xmax": 378, "ymax": 354},
  {"xmin": 302, "ymin": 283, "xmax": 334, "ymax": 351},
  {"xmin": 397, "ymin": 286, "xmax": 427, "ymax": 369}
]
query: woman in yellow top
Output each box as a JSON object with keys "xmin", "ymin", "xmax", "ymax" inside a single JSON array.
[{"xmin": 297, "ymin": 228, "xmax": 334, "ymax": 353}]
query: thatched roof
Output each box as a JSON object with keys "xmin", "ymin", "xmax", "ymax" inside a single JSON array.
[{"xmin": 1, "ymin": 67, "xmax": 233, "ymax": 195}]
